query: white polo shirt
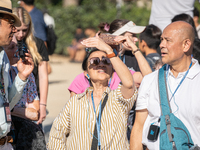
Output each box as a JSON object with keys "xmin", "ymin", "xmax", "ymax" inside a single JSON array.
[{"xmin": 136, "ymin": 58, "xmax": 200, "ymax": 150}]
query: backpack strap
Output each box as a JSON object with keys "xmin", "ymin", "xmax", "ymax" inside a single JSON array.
[
  {"xmin": 158, "ymin": 65, "xmax": 175, "ymax": 145},
  {"xmin": 91, "ymin": 93, "xmax": 108, "ymax": 150}
]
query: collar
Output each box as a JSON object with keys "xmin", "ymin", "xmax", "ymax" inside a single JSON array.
[
  {"xmin": 167, "ymin": 58, "xmax": 200, "ymax": 79},
  {"xmin": 77, "ymin": 86, "xmax": 111, "ymax": 100}
]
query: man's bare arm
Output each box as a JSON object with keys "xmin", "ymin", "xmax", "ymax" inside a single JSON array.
[{"xmin": 130, "ymin": 109, "xmax": 148, "ymax": 150}]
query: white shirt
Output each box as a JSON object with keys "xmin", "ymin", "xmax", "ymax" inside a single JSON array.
[
  {"xmin": 136, "ymin": 58, "xmax": 200, "ymax": 150},
  {"xmin": 149, "ymin": 0, "xmax": 195, "ymax": 31},
  {"xmin": 44, "ymin": 13, "xmax": 55, "ymax": 28}
]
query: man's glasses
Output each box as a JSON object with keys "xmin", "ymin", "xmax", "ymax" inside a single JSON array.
[
  {"xmin": 89, "ymin": 57, "xmax": 111, "ymax": 66},
  {"xmin": 0, "ymin": 17, "xmax": 15, "ymax": 24}
]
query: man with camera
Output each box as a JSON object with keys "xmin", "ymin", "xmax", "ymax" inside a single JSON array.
[
  {"xmin": 0, "ymin": 0, "xmax": 34, "ymax": 149},
  {"xmin": 130, "ymin": 21, "xmax": 200, "ymax": 149}
]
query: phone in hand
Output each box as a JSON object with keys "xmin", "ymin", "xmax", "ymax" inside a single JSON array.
[{"xmin": 17, "ymin": 40, "xmax": 28, "ymax": 60}]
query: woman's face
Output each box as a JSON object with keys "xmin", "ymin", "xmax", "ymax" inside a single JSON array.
[
  {"xmin": 85, "ymin": 51, "xmax": 113, "ymax": 84},
  {"xmin": 14, "ymin": 23, "xmax": 29, "ymax": 41},
  {"xmin": 4, "ymin": 36, "xmax": 18, "ymax": 65}
]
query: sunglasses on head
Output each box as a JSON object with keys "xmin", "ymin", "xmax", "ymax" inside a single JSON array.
[{"xmin": 89, "ymin": 57, "xmax": 111, "ymax": 66}]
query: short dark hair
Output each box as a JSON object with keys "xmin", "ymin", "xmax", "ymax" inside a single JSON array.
[
  {"xmin": 172, "ymin": 13, "xmax": 195, "ymax": 28},
  {"xmin": 82, "ymin": 48, "xmax": 100, "ymax": 71},
  {"xmin": 139, "ymin": 24, "xmax": 162, "ymax": 50},
  {"xmin": 171, "ymin": 13, "xmax": 198, "ymax": 38},
  {"xmin": 21, "ymin": 0, "xmax": 34, "ymax": 5},
  {"xmin": 193, "ymin": 7, "xmax": 199, "ymax": 18},
  {"xmin": 193, "ymin": 38, "xmax": 200, "ymax": 64}
]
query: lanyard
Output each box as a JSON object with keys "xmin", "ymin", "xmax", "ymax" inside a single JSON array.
[
  {"xmin": 10, "ymin": 69, "xmax": 13, "ymax": 84},
  {"xmin": 0, "ymin": 63, "xmax": 7, "ymax": 102},
  {"xmin": 119, "ymin": 54, "xmax": 125, "ymax": 64},
  {"xmin": 166, "ymin": 61, "xmax": 192, "ymax": 102},
  {"xmin": 91, "ymin": 91, "xmax": 102, "ymax": 150},
  {"xmin": 108, "ymin": 77, "xmax": 112, "ymax": 87}
]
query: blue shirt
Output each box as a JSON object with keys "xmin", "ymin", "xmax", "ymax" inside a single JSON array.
[
  {"xmin": 0, "ymin": 49, "xmax": 27, "ymax": 138},
  {"xmin": 29, "ymin": 7, "xmax": 47, "ymax": 41}
]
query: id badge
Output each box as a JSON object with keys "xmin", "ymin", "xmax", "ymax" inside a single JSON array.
[{"xmin": 4, "ymin": 102, "xmax": 11, "ymax": 122}]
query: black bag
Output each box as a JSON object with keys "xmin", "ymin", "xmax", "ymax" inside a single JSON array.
[
  {"xmin": 11, "ymin": 116, "xmax": 46, "ymax": 150},
  {"xmin": 46, "ymin": 25, "xmax": 57, "ymax": 55}
]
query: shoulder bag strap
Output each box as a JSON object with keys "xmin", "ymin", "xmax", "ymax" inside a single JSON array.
[
  {"xmin": 158, "ymin": 64, "xmax": 171, "ymax": 115},
  {"xmin": 158, "ymin": 65, "xmax": 175, "ymax": 145},
  {"xmin": 91, "ymin": 93, "xmax": 108, "ymax": 150}
]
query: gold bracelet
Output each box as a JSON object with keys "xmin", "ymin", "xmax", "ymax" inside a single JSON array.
[
  {"xmin": 132, "ymin": 49, "xmax": 140, "ymax": 55},
  {"xmin": 40, "ymin": 103, "xmax": 47, "ymax": 106}
]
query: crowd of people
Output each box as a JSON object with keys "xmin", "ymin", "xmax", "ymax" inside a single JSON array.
[{"xmin": 0, "ymin": 0, "xmax": 200, "ymax": 150}]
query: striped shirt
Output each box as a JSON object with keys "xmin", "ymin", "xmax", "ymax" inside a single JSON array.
[{"xmin": 47, "ymin": 84, "xmax": 137, "ymax": 150}]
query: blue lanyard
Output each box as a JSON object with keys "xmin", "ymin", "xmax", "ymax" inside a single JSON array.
[
  {"xmin": 108, "ymin": 77, "xmax": 112, "ymax": 87},
  {"xmin": 91, "ymin": 91, "xmax": 102, "ymax": 149},
  {"xmin": 119, "ymin": 54, "xmax": 125, "ymax": 64},
  {"xmin": 166, "ymin": 61, "xmax": 192, "ymax": 102}
]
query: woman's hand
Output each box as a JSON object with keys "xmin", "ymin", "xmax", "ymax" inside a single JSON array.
[
  {"xmin": 114, "ymin": 36, "xmax": 138, "ymax": 52},
  {"xmin": 37, "ymin": 105, "xmax": 46, "ymax": 124},
  {"xmin": 81, "ymin": 33, "xmax": 113, "ymax": 54}
]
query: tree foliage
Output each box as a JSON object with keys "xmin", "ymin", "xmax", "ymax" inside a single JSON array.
[
  {"xmin": 47, "ymin": 1, "xmax": 150, "ymax": 55},
  {"xmin": 11, "ymin": 0, "xmax": 151, "ymax": 55},
  {"xmin": 11, "ymin": 0, "xmax": 200, "ymax": 55}
]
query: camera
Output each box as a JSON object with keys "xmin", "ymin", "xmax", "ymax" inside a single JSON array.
[{"xmin": 17, "ymin": 40, "xmax": 28, "ymax": 60}]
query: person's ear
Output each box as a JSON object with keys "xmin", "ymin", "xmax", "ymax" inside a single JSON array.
[
  {"xmin": 84, "ymin": 71, "xmax": 90, "ymax": 79},
  {"xmin": 142, "ymin": 40, "xmax": 148, "ymax": 48},
  {"xmin": 139, "ymin": 40, "xmax": 147, "ymax": 50},
  {"xmin": 183, "ymin": 39, "xmax": 192, "ymax": 53}
]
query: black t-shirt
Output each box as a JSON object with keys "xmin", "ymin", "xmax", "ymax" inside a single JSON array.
[
  {"xmin": 123, "ymin": 51, "xmax": 140, "ymax": 72},
  {"xmin": 146, "ymin": 53, "xmax": 161, "ymax": 71},
  {"xmin": 32, "ymin": 37, "xmax": 49, "ymax": 95}
]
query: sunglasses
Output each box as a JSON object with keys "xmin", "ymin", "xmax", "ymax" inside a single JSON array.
[{"xmin": 89, "ymin": 57, "xmax": 111, "ymax": 66}]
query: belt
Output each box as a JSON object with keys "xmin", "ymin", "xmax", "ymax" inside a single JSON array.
[{"xmin": 0, "ymin": 136, "xmax": 13, "ymax": 145}]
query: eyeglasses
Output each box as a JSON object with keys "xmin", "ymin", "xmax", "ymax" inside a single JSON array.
[
  {"xmin": 89, "ymin": 57, "xmax": 111, "ymax": 66},
  {"xmin": 0, "ymin": 17, "xmax": 15, "ymax": 24}
]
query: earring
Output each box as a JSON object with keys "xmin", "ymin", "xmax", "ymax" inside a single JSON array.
[{"xmin": 87, "ymin": 74, "xmax": 90, "ymax": 82}]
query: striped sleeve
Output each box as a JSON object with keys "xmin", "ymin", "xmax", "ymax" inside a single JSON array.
[
  {"xmin": 47, "ymin": 99, "xmax": 71, "ymax": 149},
  {"xmin": 116, "ymin": 84, "xmax": 138, "ymax": 111}
]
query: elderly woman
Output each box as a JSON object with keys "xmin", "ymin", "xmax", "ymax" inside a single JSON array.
[{"xmin": 47, "ymin": 35, "xmax": 138, "ymax": 149}]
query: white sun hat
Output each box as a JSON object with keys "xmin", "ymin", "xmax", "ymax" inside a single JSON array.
[{"xmin": 112, "ymin": 21, "xmax": 145, "ymax": 35}]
